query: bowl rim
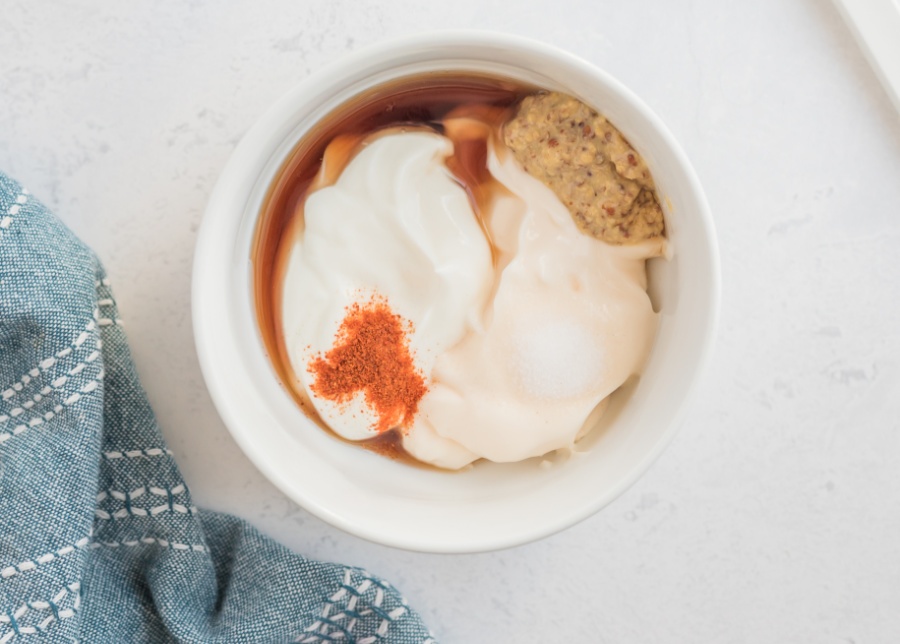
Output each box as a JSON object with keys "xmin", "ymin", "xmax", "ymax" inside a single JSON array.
[{"xmin": 192, "ymin": 29, "xmax": 721, "ymax": 553}]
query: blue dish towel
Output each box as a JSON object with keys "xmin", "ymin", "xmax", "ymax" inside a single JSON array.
[{"xmin": 0, "ymin": 172, "xmax": 435, "ymax": 644}]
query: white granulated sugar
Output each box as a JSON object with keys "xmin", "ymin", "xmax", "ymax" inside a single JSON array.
[{"xmin": 511, "ymin": 321, "xmax": 605, "ymax": 399}]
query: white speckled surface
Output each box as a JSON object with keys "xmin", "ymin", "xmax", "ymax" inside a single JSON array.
[{"xmin": 3, "ymin": 1, "xmax": 900, "ymax": 641}]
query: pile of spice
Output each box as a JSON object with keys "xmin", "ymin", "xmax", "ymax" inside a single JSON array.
[{"xmin": 307, "ymin": 297, "xmax": 428, "ymax": 434}]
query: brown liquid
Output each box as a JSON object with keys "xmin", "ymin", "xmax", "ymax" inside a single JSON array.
[{"xmin": 252, "ymin": 72, "xmax": 536, "ymax": 464}]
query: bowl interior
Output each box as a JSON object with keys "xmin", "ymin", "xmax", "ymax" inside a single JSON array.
[{"xmin": 193, "ymin": 33, "xmax": 718, "ymax": 553}]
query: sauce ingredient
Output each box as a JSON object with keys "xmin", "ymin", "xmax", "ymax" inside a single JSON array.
[
  {"xmin": 405, "ymin": 140, "xmax": 662, "ymax": 467},
  {"xmin": 278, "ymin": 131, "xmax": 493, "ymax": 444},
  {"xmin": 503, "ymin": 91, "xmax": 665, "ymax": 245},
  {"xmin": 308, "ymin": 298, "xmax": 427, "ymax": 434}
]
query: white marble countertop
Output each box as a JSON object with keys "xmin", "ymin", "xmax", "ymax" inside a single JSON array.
[{"xmin": 3, "ymin": 1, "xmax": 899, "ymax": 641}]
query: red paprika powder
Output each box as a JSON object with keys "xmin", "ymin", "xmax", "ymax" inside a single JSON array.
[{"xmin": 307, "ymin": 297, "xmax": 427, "ymax": 433}]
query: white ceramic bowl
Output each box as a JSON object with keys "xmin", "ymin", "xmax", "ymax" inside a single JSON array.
[{"xmin": 193, "ymin": 31, "xmax": 719, "ymax": 553}]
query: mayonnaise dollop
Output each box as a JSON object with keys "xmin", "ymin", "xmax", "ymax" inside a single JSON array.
[{"xmin": 402, "ymin": 144, "xmax": 661, "ymax": 467}]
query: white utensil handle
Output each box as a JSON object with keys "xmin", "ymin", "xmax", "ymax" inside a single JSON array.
[{"xmin": 832, "ymin": 0, "xmax": 900, "ymax": 114}]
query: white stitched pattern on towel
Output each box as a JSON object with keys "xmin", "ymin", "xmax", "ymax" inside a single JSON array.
[
  {"xmin": 88, "ymin": 537, "xmax": 205, "ymax": 552},
  {"xmin": 103, "ymin": 447, "xmax": 173, "ymax": 460},
  {"xmin": 0, "ymin": 313, "xmax": 102, "ymax": 402},
  {"xmin": 94, "ymin": 484, "xmax": 197, "ymax": 520},
  {"xmin": 1, "ymin": 350, "xmax": 102, "ymax": 426},
  {"xmin": 0, "ymin": 188, "xmax": 27, "ymax": 242},
  {"xmin": 97, "ymin": 317, "xmax": 124, "ymax": 326},
  {"xmin": 0, "ymin": 537, "xmax": 90, "ymax": 580},
  {"xmin": 0, "ymin": 581, "xmax": 80, "ymax": 640},
  {"xmin": 0, "ymin": 370, "xmax": 105, "ymax": 444},
  {"xmin": 294, "ymin": 569, "xmax": 409, "ymax": 644}
]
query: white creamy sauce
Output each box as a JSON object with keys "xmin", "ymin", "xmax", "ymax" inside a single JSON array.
[
  {"xmin": 281, "ymin": 132, "xmax": 492, "ymax": 441},
  {"xmin": 404, "ymin": 145, "xmax": 660, "ymax": 467}
]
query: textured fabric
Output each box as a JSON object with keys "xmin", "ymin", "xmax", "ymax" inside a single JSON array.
[{"xmin": 0, "ymin": 172, "xmax": 435, "ymax": 644}]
